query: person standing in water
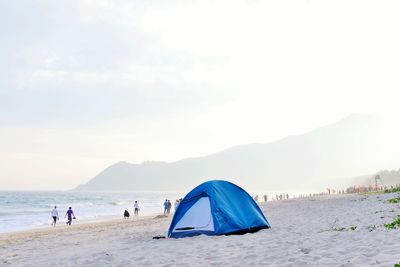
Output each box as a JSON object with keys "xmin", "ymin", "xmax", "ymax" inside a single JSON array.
[
  {"xmin": 163, "ymin": 199, "xmax": 168, "ymax": 214},
  {"xmin": 65, "ymin": 207, "xmax": 75, "ymax": 226},
  {"xmin": 167, "ymin": 200, "xmax": 172, "ymax": 214},
  {"xmin": 51, "ymin": 206, "xmax": 59, "ymax": 227},
  {"xmin": 134, "ymin": 201, "xmax": 139, "ymax": 215}
]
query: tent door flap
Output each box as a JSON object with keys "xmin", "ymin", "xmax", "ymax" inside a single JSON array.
[{"xmin": 173, "ymin": 196, "xmax": 215, "ymax": 232}]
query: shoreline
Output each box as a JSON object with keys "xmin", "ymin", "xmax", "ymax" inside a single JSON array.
[
  {"xmin": 0, "ymin": 212, "xmax": 167, "ymax": 237},
  {"xmin": 0, "ymin": 190, "xmax": 184, "ymax": 235}
]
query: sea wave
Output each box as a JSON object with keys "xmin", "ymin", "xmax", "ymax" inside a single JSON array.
[{"xmin": 0, "ymin": 190, "xmax": 182, "ymax": 233}]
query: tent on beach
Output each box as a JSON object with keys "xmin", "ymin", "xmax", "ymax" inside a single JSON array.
[{"xmin": 167, "ymin": 180, "xmax": 270, "ymax": 238}]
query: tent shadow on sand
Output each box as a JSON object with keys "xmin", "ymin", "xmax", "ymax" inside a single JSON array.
[{"xmin": 167, "ymin": 180, "xmax": 270, "ymax": 238}]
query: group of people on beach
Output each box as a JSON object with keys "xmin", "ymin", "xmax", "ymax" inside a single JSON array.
[
  {"xmin": 345, "ymin": 185, "xmax": 387, "ymax": 194},
  {"xmin": 253, "ymin": 189, "xmax": 357, "ymax": 202},
  {"xmin": 163, "ymin": 199, "xmax": 183, "ymax": 214},
  {"xmin": 123, "ymin": 198, "xmax": 183, "ymax": 219},
  {"xmin": 163, "ymin": 199, "xmax": 172, "ymax": 214},
  {"xmin": 125, "ymin": 198, "xmax": 184, "ymax": 219},
  {"xmin": 253, "ymin": 194, "xmax": 290, "ymax": 202},
  {"xmin": 274, "ymin": 194, "xmax": 290, "ymax": 201},
  {"xmin": 50, "ymin": 206, "xmax": 75, "ymax": 227},
  {"xmin": 123, "ymin": 201, "xmax": 140, "ymax": 219}
]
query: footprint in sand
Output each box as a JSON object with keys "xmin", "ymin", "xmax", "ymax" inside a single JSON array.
[{"xmin": 300, "ymin": 248, "xmax": 311, "ymax": 254}]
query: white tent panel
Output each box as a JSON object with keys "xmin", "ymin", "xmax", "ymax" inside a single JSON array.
[{"xmin": 173, "ymin": 196, "xmax": 214, "ymax": 232}]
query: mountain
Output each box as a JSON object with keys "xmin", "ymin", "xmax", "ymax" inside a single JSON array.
[{"xmin": 76, "ymin": 114, "xmax": 388, "ymax": 192}]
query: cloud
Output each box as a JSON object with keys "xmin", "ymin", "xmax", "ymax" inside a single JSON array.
[
  {"xmin": 2, "ymin": 0, "xmax": 400, "ymax": 128},
  {"xmin": 0, "ymin": 1, "xmax": 236, "ymax": 127}
]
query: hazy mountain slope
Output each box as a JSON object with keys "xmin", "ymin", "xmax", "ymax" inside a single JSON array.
[
  {"xmin": 76, "ymin": 114, "xmax": 385, "ymax": 192},
  {"xmin": 352, "ymin": 169, "xmax": 400, "ymax": 187}
]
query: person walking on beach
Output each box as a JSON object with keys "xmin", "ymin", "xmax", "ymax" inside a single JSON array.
[
  {"xmin": 163, "ymin": 199, "xmax": 168, "ymax": 214},
  {"xmin": 65, "ymin": 207, "xmax": 75, "ymax": 226},
  {"xmin": 134, "ymin": 201, "xmax": 139, "ymax": 215},
  {"xmin": 51, "ymin": 206, "xmax": 59, "ymax": 227}
]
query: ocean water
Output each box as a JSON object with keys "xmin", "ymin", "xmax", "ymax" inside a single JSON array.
[{"xmin": 0, "ymin": 191, "xmax": 183, "ymax": 233}]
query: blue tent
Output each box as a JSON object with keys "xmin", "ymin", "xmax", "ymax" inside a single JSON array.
[{"xmin": 168, "ymin": 180, "xmax": 270, "ymax": 238}]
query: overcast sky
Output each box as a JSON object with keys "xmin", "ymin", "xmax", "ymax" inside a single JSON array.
[{"xmin": 1, "ymin": 0, "xmax": 400, "ymax": 190}]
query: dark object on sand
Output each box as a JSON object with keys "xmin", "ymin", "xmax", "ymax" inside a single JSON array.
[
  {"xmin": 152, "ymin": 235, "xmax": 166, "ymax": 239},
  {"xmin": 124, "ymin": 210, "xmax": 130, "ymax": 219}
]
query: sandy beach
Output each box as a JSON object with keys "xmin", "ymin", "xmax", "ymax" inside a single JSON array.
[{"xmin": 1, "ymin": 192, "xmax": 400, "ymax": 267}]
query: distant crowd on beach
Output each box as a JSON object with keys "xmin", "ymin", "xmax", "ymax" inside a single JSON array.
[
  {"xmin": 253, "ymin": 189, "xmax": 354, "ymax": 202},
  {"xmin": 253, "ymin": 194, "xmax": 292, "ymax": 202},
  {"xmin": 253, "ymin": 194, "xmax": 291, "ymax": 202},
  {"xmin": 252, "ymin": 184, "xmax": 400, "ymax": 203},
  {"xmin": 254, "ymin": 188, "xmax": 354, "ymax": 202},
  {"xmin": 345, "ymin": 184, "xmax": 400, "ymax": 194}
]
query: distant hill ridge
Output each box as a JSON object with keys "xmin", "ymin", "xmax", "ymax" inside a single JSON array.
[{"xmin": 76, "ymin": 114, "xmax": 385, "ymax": 192}]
